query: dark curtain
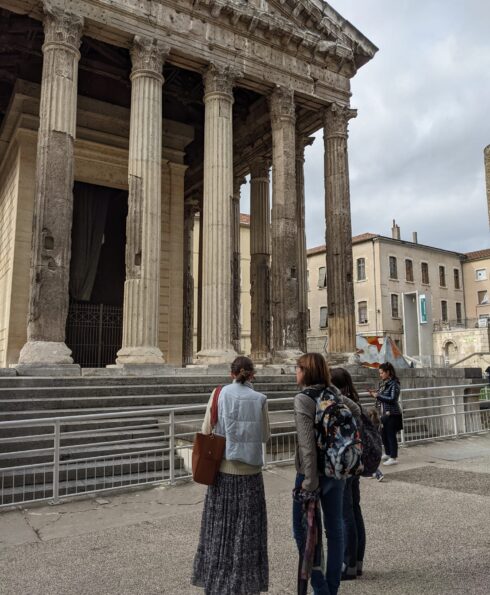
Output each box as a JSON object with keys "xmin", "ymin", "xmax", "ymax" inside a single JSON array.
[{"xmin": 69, "ymin": 182, "xmax": 110, "ymax": 302}]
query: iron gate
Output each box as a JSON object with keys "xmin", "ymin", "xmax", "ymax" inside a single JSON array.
[{"xmin": 65, "ymin": 301, "xmax": 123, "ymax": 367}]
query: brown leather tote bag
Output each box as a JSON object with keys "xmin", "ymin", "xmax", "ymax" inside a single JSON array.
[{"xmin": 192, "ymin": 386, "xmax": 226, "ymax": 485}]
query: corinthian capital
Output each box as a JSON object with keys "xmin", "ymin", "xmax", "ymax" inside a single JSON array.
[
  {"xmin": 269, "ymin": 86, "xmax": 296, "ymax": 127},
  {"xmin": 204, "ymin": 63, "xmax": 242, "ymax": 97},
  {"xmin": 324, "ymin": 103, "xmax": 357, "ymax": 138},
  {"xmin": 130, "ymin": 36, "xmax": 170, "ymax": 80},
  {"xmin": 42, "ymin": 1, "xmax": 84, "ymax": 52}
]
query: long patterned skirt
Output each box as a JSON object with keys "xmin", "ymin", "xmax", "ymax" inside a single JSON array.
[{"xmin": 192, "ymin": 472, "xmax": 269, "ymax": 595}]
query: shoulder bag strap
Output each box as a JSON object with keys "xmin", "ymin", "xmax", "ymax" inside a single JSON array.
[{"xmin": 210, "ymin": 385, "xmax": 223, "ymax": 429}]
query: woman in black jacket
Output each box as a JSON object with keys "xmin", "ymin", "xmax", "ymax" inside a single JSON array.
[{"xmin": 369, "ymin": 363, "xmax": 403, "ymax": 466}]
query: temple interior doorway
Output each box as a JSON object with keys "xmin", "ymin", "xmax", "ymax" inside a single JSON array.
[{"xmin": 65, "ymin": 182, "xmax": 128, "ymax": 367}]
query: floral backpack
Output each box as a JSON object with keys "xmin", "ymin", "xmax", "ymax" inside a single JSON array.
[{"xmin": 303, "ymin": 387, "xmax": 363, "ymax": 480}]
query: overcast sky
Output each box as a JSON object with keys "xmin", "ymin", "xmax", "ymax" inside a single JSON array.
[{"xmin": 243, "ymin": 1, "xmax": 490, "ymax": 254}]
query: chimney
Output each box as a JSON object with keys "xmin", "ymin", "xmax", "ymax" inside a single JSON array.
[
  {"xmin": 391, "ymin": 219, "xmax": 401, "ymax": 240},
  {"xmin": 412, "ymin": 232, "xmax": 418, "ymax": 243}
]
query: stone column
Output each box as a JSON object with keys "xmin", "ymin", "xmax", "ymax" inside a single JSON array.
[
  {"xmin": 269, "ymin": 86, "xmax": 302, "ymax": 363},
  {"xmin": 18, "ymin": 4, "xmax": 83, "ymax": 367},
  {"xmin": 323, "ymin": 103, "xmax": 357, "ymax": 355},
  {"xmin": 231, "ymin": 176, "xmax": 244, "ymax": 354},
  {"xmin": 249, "ymin": 159, "xmax": 271, "ymax": 363},
  {"xmin": 183, "ymin": 198, "xmax": 199, "ymax": 365},
  {"xmin": 197, "ymin": 64, "xmax": 240, "ymax": 364},
  {"xmin": 116, "ymin": 37, "xmax": 169, "ymax": 365},
  {"xmin": 296, "ymin": 136, "xmax": 313, "ymax": 353}
]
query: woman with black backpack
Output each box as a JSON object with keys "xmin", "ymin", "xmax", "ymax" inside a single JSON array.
[
  {"xmin": 331, "ymin": 368, "xmax": 366, "ymax": 582},
  {"xmin": 293, "ymin": 353, "xmax": 361, "ymax": 595}
]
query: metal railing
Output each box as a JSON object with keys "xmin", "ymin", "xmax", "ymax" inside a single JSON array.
[
  {"xmin": 433, "ymin": 317, "xmax": 489, "ymax": 331},
  {"xmin": 0, "ymin": 384, "xmax": 488, "ymax": 509}
]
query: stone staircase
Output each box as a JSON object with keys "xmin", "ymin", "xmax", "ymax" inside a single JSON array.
[{"xmin": 0, "ymin": 374, "xmax": 299, "ymax": 505}]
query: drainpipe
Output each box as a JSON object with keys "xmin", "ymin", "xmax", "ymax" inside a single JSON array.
[{"xmin": 372, "ymin": 238, "xmax": 378, "ymax": 336}]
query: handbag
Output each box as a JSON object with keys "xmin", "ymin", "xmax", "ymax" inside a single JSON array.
[{"xmin": 191, "ymin": 386, "xmax": 225, "ymax": 485}]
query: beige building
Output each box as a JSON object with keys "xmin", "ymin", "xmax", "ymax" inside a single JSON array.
[
  {"xmin": 306, "ymin": 224, "xmax": 489, "ymax": 369},
  {"xmin": 0, "ymin": 0, "xmax": 377, "ymax": 372}
]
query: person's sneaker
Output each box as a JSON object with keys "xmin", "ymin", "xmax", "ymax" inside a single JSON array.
[
  {"xmin": 381, "ymin": 454, "xmax": 390, "ymax": 461},
  {"xmin": 371, "ymin": 473, "xmax": 377, "ymax": 479},
  {"xmin": 383, "ymin": 458, "xmax": 398, "ymax": 466},
  {"xmin": 376, "ymin": 472, "xmax": 384, "ymax": 481}
]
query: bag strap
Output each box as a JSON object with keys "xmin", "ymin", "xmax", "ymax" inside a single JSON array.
[{"xmin": 210, "ymin": 385, "xmax": 222, "ymax": 429}]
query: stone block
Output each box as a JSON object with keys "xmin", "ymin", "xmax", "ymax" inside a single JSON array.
[
  {"xmin": 0, "ymin": 368, "xmax": 17, "ymax": 376},
  {"xmin": 14, "ymin": 364, "xmax": 81, "ymax": 377}
]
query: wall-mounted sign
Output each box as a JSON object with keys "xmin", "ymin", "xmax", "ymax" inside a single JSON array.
[{"xmin": 419, "ymin": 294, "xmax": 427, "ymax": 324}]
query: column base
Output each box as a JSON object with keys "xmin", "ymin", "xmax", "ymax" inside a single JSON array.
[
  {"xmin": 326, "ymin": 352, "xmax": 361, "ymax": 367},
  {"xmin": 116, "ymin": 346, "xmax": 165, "ymax": 366},
  {"xmin": 250, "ymin": 352, "xmax": 272, "ymax": 365},
  {"xmin": 272, "ymin": 349, "xmax": 304, "ymax": 365},
  {"xmin": 196, "ymin": 348, "xmax": 238, "ymax": 365},
  {"xmin": 18, "ymin": 341, "xmax": 74, "ymax": 365}
]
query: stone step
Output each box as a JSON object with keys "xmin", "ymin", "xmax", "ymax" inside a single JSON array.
[
  {"xmin": 0, "ymin": 389, "xmax": 296, "ymax": 411},
  {"xmin": 0, "ymin": 382, "xmax": 298, "ymax": 399},
  {"xmin": 1, "ymin": 439, "xmax": 169, "ymax": 468},
  {"xmin": 0, "ymin": 374, "xmax": 297, "ymax": 388},
  {"xmin": 0, "ymin": 455, "xmax": 188, "ymax": 501},
  {"xmin": 0, "ymin": 416, "xmax": 160, "ymax": 438},
  {"xmin": 0, "ymin": 426, "xmax": 165, "ymax": 453}
]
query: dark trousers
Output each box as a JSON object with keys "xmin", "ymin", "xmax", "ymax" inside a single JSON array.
[
  {"xmin": 293, "ymin": 473, "xmax": 345, "ymax": 595},
  {"xmin": 342, "ymin": 476, "xmax": 366, "ymax": 574},
  {"xmin": 381, "ymin": 414, "xmax": 401, "ymax": 459}
]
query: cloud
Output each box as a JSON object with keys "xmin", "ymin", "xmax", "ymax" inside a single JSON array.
[{"xmin": 302, "ymin": 0, "xmax": 490, "ymax": 253}]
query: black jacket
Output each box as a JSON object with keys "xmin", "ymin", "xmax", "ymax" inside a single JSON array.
[{"xmin": 376, "ymin": 378, "xmax": 402, "ymax": 416}]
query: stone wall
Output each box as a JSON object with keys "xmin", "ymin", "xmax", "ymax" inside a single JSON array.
[
  {"xmin": 0, "ymin": 144, "xmax": 19, "ymax": 367},
  {"xmin": 433, "ymin": 327, "xmax": 490, "ymax": 371}
]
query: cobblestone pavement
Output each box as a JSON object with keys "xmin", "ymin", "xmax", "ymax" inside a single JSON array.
[{"xmin": 1, "ymin": 434, "xmax": 489, "ymax": 595}]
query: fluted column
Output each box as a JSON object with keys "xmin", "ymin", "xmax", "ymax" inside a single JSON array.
[
  {"xmin": 18, "ymin": 4, "xmax": 83, "ymax": 366},
  {"xmin": 116, "ymin": 37, "xmax": 169, "ymax": 365},
  {"xmin": 296, "ymin": 136, "xmax": 313, "ymax": 353},
  {"xmin": 269, "ymin": 86, "xmax": 302, "ymax": 363},
  {"xmin": 250, "ymin": 159, "xmax": 271, "ymax": 362},
  {"xmin": 231, "ymin": 176, "xmax": 244, "ymax": 354},
  {"xmin": 183, "ymin": 198, "xmax": 199, "ymax": 365},
  {"xmin": 197, "ymin": 64, "xmax": 240, "ymax": 364},
  {"xmin": 323, "ymin": 103, "xmax": 357, "ymax": 354}
]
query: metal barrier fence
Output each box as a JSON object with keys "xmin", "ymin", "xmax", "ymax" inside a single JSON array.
[{"xmin": 0, "ymin": 383, "xmax": 488, "ymax": 509}]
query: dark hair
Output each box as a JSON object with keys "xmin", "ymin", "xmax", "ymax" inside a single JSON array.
[
  {"xmin": 296, "ymin": 353, "xmax": 331, "ymax": 387},
  {"xmin": 330, "ymin": 367, "xmax": 360, "ymax": 403},
  {"xmin": 231, "ymin": 356, "xmax": 255, "ymax": 384},
  {"xmin": 379, "ymin": 362, "xmax": 399, "ymax": 381},
  {"xmin": 367, "ymin": 407, "xmax": 380, "ymax": 425}
]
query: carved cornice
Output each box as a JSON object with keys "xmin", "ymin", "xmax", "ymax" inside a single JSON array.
[
  {"xmin": 190, "ymin": 0, "xmax": 376, "ymax": 70},
  {"xmin": 269, "ymin": 86, "xmax": 296, "ymax": 126},
  {"xmin": 323, "ymin": 103, "xmax": 357, "ymax": 138},
  {"xmin": 130, "ymin": 36, "xmax": 170, "ymax": 81},
  {"xmin": 204, "ymin": 63, "xmax": 242, "ymax": 98},
  {"xmin": 42, "ymin": 1, "xmax": 84, "ymax": 54}
]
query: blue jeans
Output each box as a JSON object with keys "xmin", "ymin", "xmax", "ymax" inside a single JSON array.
[
  {"xmin": 343, "ymin": 476, "xmax": 366, "ymax": 575},
  {"xmin": 293, "ymin": 473, "xmax": 345, "ymax": 595}
]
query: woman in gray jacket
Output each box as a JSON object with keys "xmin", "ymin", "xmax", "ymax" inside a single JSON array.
[{"xmin": 293, "ymin": 353, "xmax": 360, "ymax": 595}]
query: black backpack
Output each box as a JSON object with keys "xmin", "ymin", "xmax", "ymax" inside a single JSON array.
[{"xmin": 357, "ymin": 407, "xmax": 382, "ymax": 476}]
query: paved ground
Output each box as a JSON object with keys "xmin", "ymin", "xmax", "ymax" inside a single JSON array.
[{"xmin": 1, "ymin": 434, "xmax": 489, "ymax": 595}]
